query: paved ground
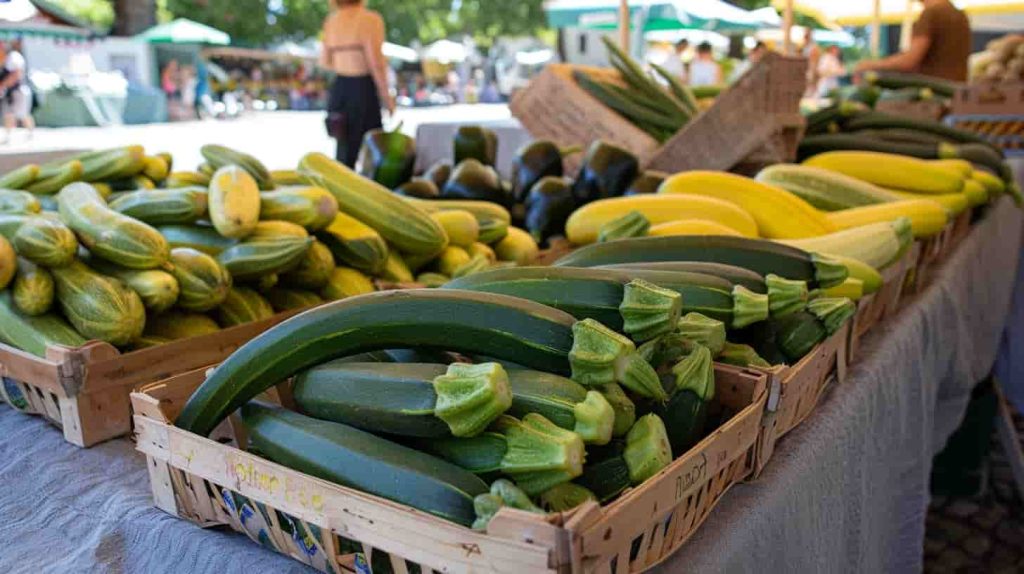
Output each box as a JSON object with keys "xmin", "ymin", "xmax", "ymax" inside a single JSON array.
[
  {"xmin": 0, "ymin": 104, "xmax": 512, "ymax": 172},
  {"xmin": 924, "ymin": 411, "xmax": 1024, "ymax": 573}
]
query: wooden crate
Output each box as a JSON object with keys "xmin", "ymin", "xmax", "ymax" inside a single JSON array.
[
  {"xmin": 132, "ymin": 364, "xmax": 768, "ymax": 573},
  {"xmin": 874, "ymin": 99, "xmax": 947, "ymax": 121},
  {"xmin": 510, "ymin": 55, "xmax": 806, "ymax": 175},
  {"xmin": 952, "ymin": 82, "xmax": 1024, "ymax": 116},
  {"xmin": 848, "ymin": 244, "xmax": 921, "ymax": 360},
  {"xmin": 731, "ymin": 117, "xmax": 807, "ymax": 177},
  {"xmin": 946, "ymin": 208, "xmax": 974, "ymax": 253},
  {"xmin": 749, "ymin": 322, "xmax": 851, "ymax": 477},
  {"xmin": 510, "ymin": 63, "xmax": 660, "ymax": 174},
  {"xmin": 0, "ymin": 311, "xmax": 298, "ymax": 447},
  {"xmin": 645, "ymin": 53, "xmax": 806, "ymax": 173},
  {"xmin": 906, "ymin": 221, "xmax": 957, "ymax": 295}
]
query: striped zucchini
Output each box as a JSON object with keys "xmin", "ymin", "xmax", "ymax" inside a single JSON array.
[
  {"xmin": 316, "ymin": 212, "xmax": 388, "ymax": 274},
  {"xmin": 320, "ymin": 267, "xmax": 375, "ymax": 300},
  {"xmin": 242, "ymin": 220, "xmax": 309, "ymax": 242},
  {"xmin": 208, "ymin": 165, "xmax": 261, "ymax": 239},
  {"xmin": 217, "ymin": 237, "xmax": 313, "ymax": 281},
  {"xmin": 779, "ymin": 218, "xmax": 912, "ymax": 270},
  {"xmin": 158, "ymin": 224, "xmax": 237, "ymax": 256},
  {"xmin": 50, "ymin": 261, "xmax": 146, "ymax": 346},
  {"xmin": 240, "ymin": 401, "xmax": 488, "ymax": 526},
  {"xmin": 90, "ymin": 260, "xmax": 180, "ymax": 313},
  {"xmin": 259, "ymin": 186, "xmax": 339, "ymax": 231},
  {"xmin": 58, "ymin": 183, "xmax": 169, "ymax": 269},
  {"xmin": 299, "ymin": 153, "xmax": 447, "ymax": 256},
  {"xmin": 596, "ymin": 261, "xmax": 767, "ymax": 293},
  {"xmin": 216, "ymin": 287, "xmax": 275, "ymax": 327},
  {"xmin": 264, "ymin": 288, "xmax": 323, "ymax": 312},
  {"xmin": 144, "ymin": 311, "xmax": 220, "ymax": 340},
  {"xmin": 108, "ymin": 188, "xmax": 208, "ymax": 225},
  {"xmin": 0, "ymin": 164, "xmax": 40, "ymax": 189},
  {"xmin": 279, "ymin": 240, "xmax": 335, "ymax": 290},
  {"xmin": 0, "ymin": 291, "xmax": 85, "ymax": 356},
  {"xmin": 168, "ymin": 248, "xmax": 233, "ymax": 312},
  {"xmin": 26, "ymin": 160, "xmax": 83, "ymax": 195},
  {"xmin": 164, "ymin": 171, "xmax": 211, "ymax": 188},
  {"xmin": 11, "ymin": 259, "xmax": 54, "ymax": 316},
  {"xmin": 0, "ymin": 190, "xmax": 41, "ymax": 214},
  {"xmin": 755, "ymin": 164, "xmax": 901, "ymax": 211},
  {"xmin": 176, "ymin": 289, "xmax": 578, "ymax": 436},
  {"xmin": 555, "ymin": 235, "xmax": 848, "ymax": 289},
  {"xmin": 270, "ymin": 169, "xmax": 305, "ymax": 187},
  {"xmin": 5, "ymin": 215, "xmax": 79, "ymax": 268},
  {"xmin": 201, "ymin": 144, "xmax": 273, "ymax": 190}
]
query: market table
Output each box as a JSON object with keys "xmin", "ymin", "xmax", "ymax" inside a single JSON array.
[{"xmin": 0, "ymin": 201, "xmax": 1020, "ymax": 574}]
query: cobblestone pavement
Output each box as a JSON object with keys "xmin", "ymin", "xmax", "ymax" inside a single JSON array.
[{"xmin": 925, "ymin": 412, "xmax": 1024, "ymax": 574}]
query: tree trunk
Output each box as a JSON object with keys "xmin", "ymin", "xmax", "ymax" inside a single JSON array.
[{"xmin": 112, "ymin": 0, "xmax": 157, "ymax": 36}]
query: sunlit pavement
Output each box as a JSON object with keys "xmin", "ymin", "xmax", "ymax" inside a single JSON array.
[{"xmin": 0, "ymin": 104, "xmax": 513, "ymax": 171}]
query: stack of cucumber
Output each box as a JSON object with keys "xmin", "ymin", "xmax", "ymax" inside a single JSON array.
[
  {"xmin": 0, "ymin": 145, "xmax": 540, "ymax": 357},
  {"xmin": 572, "ymin": 37, "xmax": 701, "ymax": 143},
  {"xmin": 175, "ymin": 259, "xmax": 852, "ymax": 530}
]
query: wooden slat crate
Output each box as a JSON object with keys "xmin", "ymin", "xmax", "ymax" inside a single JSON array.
[
  {"xmin": 0, "ymin": 311, "xmax": 298, "ymax": 447},
  {"xmin": 510, "ymin": 54, "xmax": 806, "ymax": 175},
  {"xmin": 906, "ymin": 219, "xmax": 958, "ymax": 296},
  {"xmin": 132, "ymin": 364, "xmax": 768, "ymax": 573},
  {"xmin": 748, "ymin": 322, "xmax": 850, "ymax": 477},
  {"xmin": 731, "ymin": 116, "xmax": 807, "ymax": 177},
  {"xmin": 874, "ymin": 99, "xmax": 947, "ymax": 121},
  {"xmin": 951, "ymin": 82, "xmax": 1024, "ymax": 116},
  {"xmin": 848, "ymin": 243, "xmax": 921, "ymax": 360}
]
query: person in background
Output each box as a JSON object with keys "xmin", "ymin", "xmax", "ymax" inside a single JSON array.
[
  {"xmin": 194, "ymin": 60, "xmax": 214, "ymax": 118},
  {"xmin": 161, "ymin": 59, "xmax": 180, "ymax": 102},
  {"xmin": 689, "ymin": 42, "xmax": 722, "ymax": 87},
  {"xmin": 817, "ymin": 45, "xmax": 846, "ymax": 97},
  {"xmin": 730, "ymin": 40, "xmax": 767, "ymax": 82},
  {"xmin": 320, "ymin": 0, "xmax": 394, "ymax": 167},
  {"xmin": 0, "ymin": 39, "xmax": 34, "ymax": 143},
  {"xmin": 660, "ymin": 39, "xmax": 689, "ymax": 83},
  {"xmin": 180, "ymin": 65, "xmax": 197, "ymax": 111},
  {"xmin": 803, "ymin": 28, "xmax": 821, "ymax": 97},
  {"xmin": 854, "ymin": 0, "xmax": 970, "ymax": 82}
]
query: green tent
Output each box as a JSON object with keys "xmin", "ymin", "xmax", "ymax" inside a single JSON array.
[
  {"xmin": 137, "ymin": 18, "xmax": 230, "ymax": 46},
  {"xmin": 545, "ymin": 0, "xmax": 779, "ymax": 33}
]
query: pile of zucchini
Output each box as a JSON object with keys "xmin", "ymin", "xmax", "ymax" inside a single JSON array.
[
  {"xmin": 0, "ymin": 145, "xmax": 537, "ymax": 358},
  {"xmin": 175, "ymin": 233, "xmax": 857, "ymax": 529}
]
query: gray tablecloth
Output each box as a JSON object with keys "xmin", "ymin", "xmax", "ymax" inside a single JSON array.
[{"xmin": 0, "ymin": 201, "xmax": 1020, "ymax": 574}]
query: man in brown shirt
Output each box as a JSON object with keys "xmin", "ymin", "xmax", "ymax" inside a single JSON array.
[{"xmin": 855, "ymin": 0, "xmax": 971, "ymax": 82}]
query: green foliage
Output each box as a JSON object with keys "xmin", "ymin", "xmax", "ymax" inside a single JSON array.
[{"xmin": 49, "ymin": 0, "xmax": 114, "ymax": 28}]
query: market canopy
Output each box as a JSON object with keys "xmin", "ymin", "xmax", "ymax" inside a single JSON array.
[
  {"xmin": 545, "ymin": 0, "xmax": 780, "ymax": 32},
  {"xmin": 0, "ymin": 0, "xmax": 101, "ymax": 38},
  {"xmin": 772, "ymin": 0, "xmax": 1024, "ymax": 28},
  {"xmin": 137, "ymin": 18, "xmax": 230, "ymax": 46}
]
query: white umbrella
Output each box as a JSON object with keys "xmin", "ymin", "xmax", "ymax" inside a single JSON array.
[{"xmin": 423, "ymin": 39, "xmax": 467, "ymax": 63}]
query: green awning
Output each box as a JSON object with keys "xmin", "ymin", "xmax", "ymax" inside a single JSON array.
[
  {"xmin": 137, "ymin": 18, "xmax": 230, "ymax": 46},
  {"xmin": 0, "ymin": 22, "xmax": 93, "ymax": 40},
  {"xmin": 545, "ymin": 0, "xmax": 777, "ymax": 32}
]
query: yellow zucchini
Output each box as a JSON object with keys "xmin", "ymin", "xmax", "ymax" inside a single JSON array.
[
  {"xmin": 647, "ymin": 219, "xmax": 743, "ymax": 237},
  {"xmin": 565, "ymin": 193, "xmax": 759, "ymax": 245},
  {"xmin": 826, "ymin": 200, "xmax": 948, "ymax": 238},
  {"xmin": 658, "ymin": 171, "xmax": 829, "ymax": 239},
  {"xmin": 804, "ymin": 151, "xmax": 964, "ymax": 194},
  {"xmin": 208, "ymin": 165, "xmax": 261, "ymax": 239}
]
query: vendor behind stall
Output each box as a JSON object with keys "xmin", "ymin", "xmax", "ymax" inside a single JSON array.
[{"xmin": 854, "ymin": 0, "xmax": 971, "ymax": 82}]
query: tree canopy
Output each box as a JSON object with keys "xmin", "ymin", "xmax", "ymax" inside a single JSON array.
[{"xmin": 53, "ymin": 0, "xmax": 548, "ymax": 46}]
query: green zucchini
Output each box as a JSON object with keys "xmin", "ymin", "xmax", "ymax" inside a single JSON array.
[
  {"xmin": 108, "ymin": 188, "xmax": 207, "ymax": 225},
  {"xmin": 555, "ymin": 235, "xmax": 848, "ymax": 289},
  {"xmin": 843, "ymin": 111, "xmax": 994, "ymax": 149},
  {"xmin": 651, "ymin": 344, "xmax": 714, "ymax": 456},
  {"xmin": 217, "ymin": 237, "xmax": 313, "ymax": 281},
  {"xmin": 597, "ymin": 261, "xmax": 767, "ymax": 293},
  {"xmin": 598, "ymin": 383, "xmax": 636, "ymax": 438},
  {"xmin": 570, "ymin": 318, "xmax": 666, "ymax": 401},
  {"xmin": 0, "ymin": 291, "xmax": 85, "ymax": 356},
  {"xmin": 89, "ymin": 260, "xmax": 180, "ymax": 313},
  {"xmin": 538, "ymin": 482, "xmax": 597, "ymax": 512},
  {"xmin": 444, "ymin": 265, "xmax": 766, "ymax": 330},
  {"xmin": 575, "ymin": 442, "xmax": 631, "ymax": 502},
  {"xmin": 240, "ymin": 401, "xmax": 488, "ymax": 527},
  {"xmin": 58, "ymin": 183, "xmax": 169, "ymax": 269},
  {"xmin": 472, "ymin": 479, "xmax": 545, "ymax": 530},
  {"xmin": 278, "ymin": 240, "xmax": 335, "ymax": 290},
  {"xmin": 597, "ymin": 210, "xmax": 649, "ymax": 242},
  {"xmin": 718, "ymin": 342, "xmax": 771, "ymax": 368},
  {"xmin": 176, "ymin": 289, "xmax": 578, "ymax": 436},
  {"xmin": 158, "ymin": 224, "xmax": 237, "ymax": 256},
  {"xmin": 258, "ymin": 186, "xmax": 339, "ymax": 231},
  {"xmin": 676, "ymin": 313, "xmax": 726, "ymax": 356},
  {"xmin": 619, "ymin": 279, "xmax": 681, "ymax": 342},
  {"xmin": 574, "ymin": 414, "xmax": 673, "ymax": 502},
  {"xmin": 863, "ymin": 70, "xmax": 959, "ymax": 98},
  {"xmin": 294, "ymin": 361, "xmax": 614, "ymax": 444},
  {"xmin": 315, "ymin": 212, "xmax": 388, "ymax": 274}
]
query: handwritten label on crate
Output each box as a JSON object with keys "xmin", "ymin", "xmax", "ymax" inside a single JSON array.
[
  {"xmin": 228, "ymin": 454, "xmax": 326, "ymax": 513},
  {"xmin": 673, "ymin": 452, "xmax": 709, "ymax": 502}
]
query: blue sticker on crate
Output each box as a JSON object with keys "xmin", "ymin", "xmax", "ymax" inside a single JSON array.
[
  {"xmin": 353, "ymin": 553, "xmax": 371, "ymax": 574},
  {"xmin": 2, "ymin": 377, "xmax": 28, "ymax": 411}
]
